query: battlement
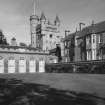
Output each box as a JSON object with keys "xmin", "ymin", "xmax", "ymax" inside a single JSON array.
[{"xmin": 0, "ymin": 45, "xmax": 49, "ymax": 54}]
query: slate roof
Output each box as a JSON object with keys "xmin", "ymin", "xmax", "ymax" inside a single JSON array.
[
  {"xmin": 78, "ymin": 21, "xmax": 105, "ymax": 38},
  {"xmin": 63, "ymin": 32, "xmax": 80, "ymax": 42},
  {"xmin": 55, "ymin": 15, "xmax": 60, "ymax": 23}
]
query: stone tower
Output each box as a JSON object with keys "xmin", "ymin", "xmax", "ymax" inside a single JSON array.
[
  {"xmin": 30, "ymin": 0, "xmax": 39, "ymax": 48},
  {"xmin": 11, "ymin": 37, "xmax": 17, "ymax": 46},
  {"xmin": 54, "ymin": 15, "xmax": 60, "ymax": 26}
]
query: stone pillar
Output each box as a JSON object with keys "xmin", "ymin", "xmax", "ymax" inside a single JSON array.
[{"xmin": 0, "ymin": 58, "xmax": 4, "ymax": 73}]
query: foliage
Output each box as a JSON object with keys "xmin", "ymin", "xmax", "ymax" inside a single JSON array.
[
  {"xmin": 0, "ymin": 30, "xmax": 8, "ymax": 45},
  {"xmin": 46, "ymin": 63, "xmax": 105, "ymax": 74}
]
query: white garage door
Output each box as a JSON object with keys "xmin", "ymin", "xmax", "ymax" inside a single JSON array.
[
  {"xmin": 39, "ymin": 60, "xmax": 45, "ymax": 73},
  {"xmin": 29, "ymin": 60, "xmax": 36, "ymax": 73},
  {"xmin": 8, "ymin": 60, "xmax": 15, "ymax": 73},
  {"xmin": 0, "ymin": 59, "xmax": 4, "ymax": 73},
  {"xmin": 19, "ymin": 59, "xmax": 26, "ymax": 73}
]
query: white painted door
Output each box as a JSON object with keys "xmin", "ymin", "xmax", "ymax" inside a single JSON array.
[
  {"xmin": 29, "ymin": 60, "xmax": 36, "ymax": 73},
  {"xmin": 0, "ymin": 59, "xmax": 4, "ymax": 73},
  {"xmin": 39, "ymin": 60, "xmax": 45, "ymax": 73},
  {"xmin": 8, "ymin": 60, "xmax": 15, "ymax": 73},
  {"xmin": 19, "ymin": 60, "xmax": 26, "ymax": 73}
]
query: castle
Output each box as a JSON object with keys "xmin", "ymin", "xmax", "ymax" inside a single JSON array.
[
  {"xmin": 0, "ymin": 1, "xmax": 59, "ymax": 73},
  {"xmin": 30, "ymin": 2, "xmax": 62, "ymax": 51}
]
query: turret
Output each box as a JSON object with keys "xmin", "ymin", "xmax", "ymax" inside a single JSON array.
[
  {"xmin": 30, "ymin": 15, "xmax": 39, "ymax": 48},
  {"xmin": 54, "ymin": 15, "xmax": 60, "ymax": 26},
  {"xmin": 40, "ymin": 12, "xmax": 46, "ymax": 23},
  {"xmin": 30, "ymin": 0, "xmax": 39, "ymax": 48},
  {"xmin": 11, "ymin": 37, "xmax": 17, "ymax": 46}
]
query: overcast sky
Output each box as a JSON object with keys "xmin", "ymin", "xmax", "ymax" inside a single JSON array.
[{"xmin": 0, "ymin": 0, "xmax": 105, "ymax": 45}]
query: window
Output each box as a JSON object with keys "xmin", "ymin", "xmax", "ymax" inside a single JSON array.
[
  {"xmin": 64, "ymin": 42, "xmax": 67, "ymax": 46},
  {"xmin": 87, "ymin": 50, "xmax": 91, "ymax": 60},
  {"xmin": 93, "ymin": 35, "xmax": 96, "ymax": 43},
  {"xmin": 46, "ymin": 47, "xmax": 48, "ymax": 51},
  {"xmin": 75, "ymin": 37, "xmax": 78, "ymax": 46},
  {"xmin": 0, "ymin": 56, "xmax": 3, "ymax": 60},
  {"xmin": 99, "ymin": 34, "xmax": 103, "ymax": 43},
  {"xmin": 92, "ymin": 49, "xmax": 96, "ymax": 60},
  {"xmin": 86, "ymin": 36, "xmax": 89, "ymax": 45},
  {"xmin": 86, "ymin": 35, "xmax": 91, "ymax": 45},
  {"xmin": 98, "ymin": 35, "xmax": 100, "ymax": 43},
  {"xmin": 54, "ymin": 41, "xmax": 56, "ymax": 44},
  {"xmin": 50, "ymin": 34, "xmax": 52, "ymax": 38},
  {"xmin": 46, "ymin": 40, "xmax": 48, "ymax": 43}
]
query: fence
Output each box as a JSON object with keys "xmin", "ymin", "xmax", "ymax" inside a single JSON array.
[{"xmin": 45, "ymin": 60, "xmax": 105, "ymax": 73}]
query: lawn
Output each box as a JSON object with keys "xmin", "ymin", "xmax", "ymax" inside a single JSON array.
[{"xmin": 0, "ymin": 73, "xmax": 105, "ymax": 98}]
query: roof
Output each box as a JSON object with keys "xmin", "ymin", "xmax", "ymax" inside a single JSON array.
[
  {"xmin": 55, "ymin": 15, "xmax": 60, "ymax": 23},
  {"xmin": 63, "ymin": 32, "xmax": 77, "ymax": 42},
  {"xmin": 78, "ymin": 21, "xmax": 105, "ymax": 38},
  {"xmin": 40, "ymin": 12, "xmax": 46, "ymax": 20}
]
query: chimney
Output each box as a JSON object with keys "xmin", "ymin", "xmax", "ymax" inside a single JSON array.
[
  {"xmin": 79, "ymin": 22, "xmax": 85, "ymax": 31},
  {"xmin": 65, "ymin": 30, "xmax": 70, "ymax": 37},
  {"xmin": 91, "ymin": 20, "xmax": 95, "ymax": 26}
]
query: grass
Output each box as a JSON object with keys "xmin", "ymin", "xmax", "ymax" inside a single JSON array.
[{"xmin": 0, "ymin": 73, "xmax": 105, "ymax": 98}]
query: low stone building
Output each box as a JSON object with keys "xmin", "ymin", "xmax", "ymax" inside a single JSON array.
[
  {"xmin": 0, "ymin": 45, "xmax": 57, "ymax": 73},
  {"xmin": 63, "ymin": 20, "xmax": 105, "ymax": 62}
]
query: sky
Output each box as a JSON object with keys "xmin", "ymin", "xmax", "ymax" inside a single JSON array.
[{"xmin": 0, "ymin": 0, "xmax": 105, "ymax": 45}]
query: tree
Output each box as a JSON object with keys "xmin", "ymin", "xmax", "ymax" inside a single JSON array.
[
  {"xmin": 2, "ymin": 38, "xmax": 8, "ymax": 45},
  {"xmin": 55, "ymin": 44, "xmax": 62, "ymax": 62},
  {"xmin": 0, "ymin": 30, "xmax": 8, "ymax": 45}
]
